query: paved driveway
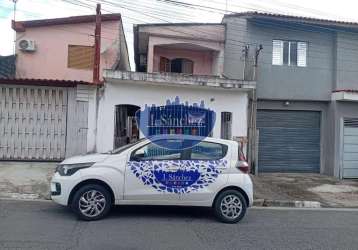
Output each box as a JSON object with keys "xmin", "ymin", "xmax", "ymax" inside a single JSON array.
[
  {"xmin": 1, "ymin": 200, "xmax": 358, "ymax": 250},
  {"xmin": 252, "ymin": 173, "xmax": 358, "ymax": 207}
]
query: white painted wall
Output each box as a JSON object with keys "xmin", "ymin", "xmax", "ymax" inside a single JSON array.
[{"xmin": 96, "ymin": 81, "xmax": 249, "ymax": 153}]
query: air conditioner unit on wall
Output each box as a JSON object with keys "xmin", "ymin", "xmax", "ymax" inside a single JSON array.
[{"xmin": 18, "ymin": 39, "xmax": 36, "ymax": 52}]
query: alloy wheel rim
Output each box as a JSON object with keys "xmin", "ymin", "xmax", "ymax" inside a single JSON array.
[
  {"xmin": 79, "ymin": 190, "xmax": 106, "ymax": 217},
  {"xmin": 220, "ymin": 194, "xmax": 242, "ymax": 220}
]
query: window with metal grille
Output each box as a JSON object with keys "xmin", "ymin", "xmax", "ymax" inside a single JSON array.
[
  {"xmin": 221, "ymin": 112, "xmax": 232, "ymax": 140},
  {"xmin": 272, "ymin": 40, "xmax": 307, "ymax": 67},
  {"xmin": 67, "ymin": 45, "xmax": 94, "ymax": 69}
]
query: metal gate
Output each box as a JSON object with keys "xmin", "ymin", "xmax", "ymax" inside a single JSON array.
[
  {"xmin": 257, "ymin": 110, "xmax": 321, "ymax": 173},
  {"xmin": 0, "ymin": 85, "xmax": 67, "ymax": 160},
  {"xmin": 342, "ymin": 119, "xmax": 358, "ymax": 178}
]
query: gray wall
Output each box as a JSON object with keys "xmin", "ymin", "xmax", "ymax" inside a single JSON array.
[
  {"xmin": 329, "ymin": 101, "xmax": 358, "ymax": 177},
  {"xmin": 335, "ymin": 32, "xmax": 358, "ymax": 90},
  {"xmin": 223, "ymin": 16, "xmax": 358, "ymax": 177},
  {"xmin": 223, "ymin": 17, "xmax": 335, "ymax": 101}
]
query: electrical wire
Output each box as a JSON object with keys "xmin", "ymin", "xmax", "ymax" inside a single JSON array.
[
  {"xmin": 83, "ymin": 0, "xmax": 358, "ymax": 55},
  {"xmin": 64, "ymin": 0, "xmax": 358, "ymax": 70},
  {"xmin": 75, "ymin": 0, "xmax": 358, "ymax": 63},
  {"xmin": 9, "ymin": 0, "xmax": 358, "ymax": 73}
]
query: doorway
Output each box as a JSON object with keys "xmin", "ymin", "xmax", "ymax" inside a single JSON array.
[{"xmin": 114, "ymin": 105, "xmax": 140, "ymax": 148}]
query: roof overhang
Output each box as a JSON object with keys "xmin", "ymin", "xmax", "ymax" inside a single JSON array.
[
  {"xmin": 224, "ymin": 12, "xmax": 358, "ymax": 32},
  {"xmin": 12, "ymin": 13, "xmax": 122, "ymax": 32},
  {"xmin": 0, "ymin": 78, "xmax": 95, "ymax": 87},
  {"xmin": 332, "ymin": 90, "xmax": 358, "ymax": 102},
  {"xmin": 103, "ymin": 70, "xmax": 255, "ymax": 91}
]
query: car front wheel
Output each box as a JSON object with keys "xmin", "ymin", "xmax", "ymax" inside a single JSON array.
[
  {"xmin": 71, "ymin": 184, "xmax": 112, "ymax": 221},
  {"xmin": 213, "ymin": 190, "xmax": 247, "ymax": 223}
]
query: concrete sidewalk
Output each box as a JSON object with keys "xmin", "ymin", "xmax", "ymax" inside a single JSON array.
[
  {"xmin": 0, "ymin": 161, "xmax": 56, "ymax": 200},
  {"xmin": 252, "ymin": 173, "xmax": 358, "ymax": 208}
]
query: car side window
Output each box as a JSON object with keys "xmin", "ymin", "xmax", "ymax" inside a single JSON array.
[
  {"xmin": 189, "ymin": 141, "xmax": 228, "ymax": 160},
  {"xmin": 131, "ymin": 140, "xmax": 183, "ymax": 161}
]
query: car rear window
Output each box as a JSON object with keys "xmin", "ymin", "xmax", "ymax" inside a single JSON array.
[{"xmin": 189, "ymin": 141, "xmax": 228, "ymax": 160}]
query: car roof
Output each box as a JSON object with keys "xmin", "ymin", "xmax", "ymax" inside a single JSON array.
[{"xmin": 144, "ymin": 135, "xmax": 238, "ymax": 146}]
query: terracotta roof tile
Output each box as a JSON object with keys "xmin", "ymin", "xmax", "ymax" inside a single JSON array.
[{"xmin": 0, "ymin": 78, "xmax": 96, "ymax": 87}]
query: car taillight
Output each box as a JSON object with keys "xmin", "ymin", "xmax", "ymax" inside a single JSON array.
[
  {"xmin": 239, "ymin": 147, "xmax": 246, "ymax": 161},
  {"xmin": 239, "ymin": 154, "xmax": 246, "ymax": 161},
  {"xmin": 236, "ymin": 161, "xmax": 250, "ymax": 174}
]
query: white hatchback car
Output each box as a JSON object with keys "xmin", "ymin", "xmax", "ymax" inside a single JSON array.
[{"xmin": 51, "ymin": 135, "xmax": 253, "ymax": 223}]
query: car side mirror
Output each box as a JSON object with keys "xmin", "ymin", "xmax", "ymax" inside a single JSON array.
[{"xmin": 130, "ymin": 148, "xmax": 145, "ymax": 161}]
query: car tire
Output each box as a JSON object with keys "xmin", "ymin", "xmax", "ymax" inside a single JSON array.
[
  {"xmin": 71, "ymin": 184, "xmax": 112, "ymax": 221},
  {"xmin": 213, "ymin": 189, "xmax": 247, "ymax": 224}
]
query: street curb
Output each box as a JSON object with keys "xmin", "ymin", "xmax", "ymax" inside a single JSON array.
[
  {"xmin": 1, "ymin": 195, "xmax": 321, "ymax": 208},
  {"xmin": 0, "ymin": 192, "xmax": 50, "ymax": 202},
  {"xmin": 254, "ymin": 199, "xmax": 321, "ymax": 208},
  {"xmin": 0, "ymin": 197, "xmax": 51, "ymax": 202}
]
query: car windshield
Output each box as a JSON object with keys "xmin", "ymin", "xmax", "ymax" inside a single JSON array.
[{"xmin": 108, "ymin": 138, "xmax": 146, "ymax": 154}]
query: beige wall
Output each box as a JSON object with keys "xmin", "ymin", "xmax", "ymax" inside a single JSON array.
[
  {"xmin": 147, "ymin": 35, "xmax": 224, "ymax": 75},
  {"xmin": 152, "ymin": 46, "xmax": 213, "ymax": 75}
]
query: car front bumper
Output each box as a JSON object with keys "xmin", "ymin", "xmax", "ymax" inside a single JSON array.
[{"xmin": 50, "ymin": 172, "xmax": 81, "ymax": 206}]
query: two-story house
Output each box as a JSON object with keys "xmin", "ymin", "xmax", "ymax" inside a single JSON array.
[
  {"xmin": 12, "ymin": 13, "xmax": 130, "ymax": 81},
  {"xmin": 95, "ymin": 23, "xmax": 255, "ymax": 152},
  {"xmin": 223, "ymin": 12, "xmax": 358, "ymax": 178},
  {"xmin": 0, "ymin": 13, "xmax": 130, "ymax": 161}
]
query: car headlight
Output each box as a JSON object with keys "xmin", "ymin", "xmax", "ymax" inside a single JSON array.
[{"xmin": 56, "ymin": 162, "xmax": 95, "ymax": 176}]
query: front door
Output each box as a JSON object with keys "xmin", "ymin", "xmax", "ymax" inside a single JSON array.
[{"xmin": 124, "ymin": 139, "xmax": 184, "ymax": 202}]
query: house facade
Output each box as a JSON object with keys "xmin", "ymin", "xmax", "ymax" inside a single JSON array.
[
  {"xmin": 95, "ymin": 23, "xmax": 255, "ymax": 153},
  {"xmin": 12, "ymin": 14, "xmax": 130, "ymax": 81},
  {"xmin": 0, "ymin": 14, "xmax": 130, "ymax": 161},
  {"xmin": 223, "ymin": 12, "xmax": 358, "ymax": 178}
]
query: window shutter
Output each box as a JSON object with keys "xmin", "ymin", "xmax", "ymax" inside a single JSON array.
[
  {"xmin": 297, "ymin": 42, "xmax": 307, "ymax": 67},
  {"xmin": 67, "ymin": 45, "xmax": 94, "ymax": 69},
  {"xmin": 272, "ymin": 40, "xmax": 283, "ymax": 65},
  {"xmin": 182, "ymin": 59, "xmax": 194, "ymax": 74},
  {"xmin": 159, "ymin": 57, "xmax": 170, "ymax": 72}
]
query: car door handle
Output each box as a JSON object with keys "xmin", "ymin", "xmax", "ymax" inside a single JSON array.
[{"xmin": 214, "ymin": 163, "xmax": 227, "ymax": 169}]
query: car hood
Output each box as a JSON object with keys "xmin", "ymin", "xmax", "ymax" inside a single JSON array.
[{"xmin": 60, "ymin": 153, "xmax": 109, "ymax": 165}]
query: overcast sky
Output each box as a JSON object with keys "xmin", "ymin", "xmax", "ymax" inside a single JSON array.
[{"xmin": 1, "ymin": 0, "xmax": 358, "ymax": 68}]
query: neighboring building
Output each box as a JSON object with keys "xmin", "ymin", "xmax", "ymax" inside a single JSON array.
[
  {"xmin": 12, "ymin": 14, "xmax": 130, "ymax": 81},
  {"xmin": 95, "ymin": 23, "xmax": 255, "ymax": 152},
  {"xmin": 0, "ymin": 14, "xmax": 130, "ymax": 161},
  {"xmin": 0, "ymin": 55, "xmax": 16, "ymax": 78},
  {"xmin": 223, "ymin": 12, "xmax": 358, "ymax": 178},
  {"xmin": 134, "ymin": 23, "xmax": 225, "ymax": 76}
]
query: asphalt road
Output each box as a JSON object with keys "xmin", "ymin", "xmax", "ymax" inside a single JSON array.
[{"xmin": 0, "ymin": 200, "xmax": 358, "ymax": 250}]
